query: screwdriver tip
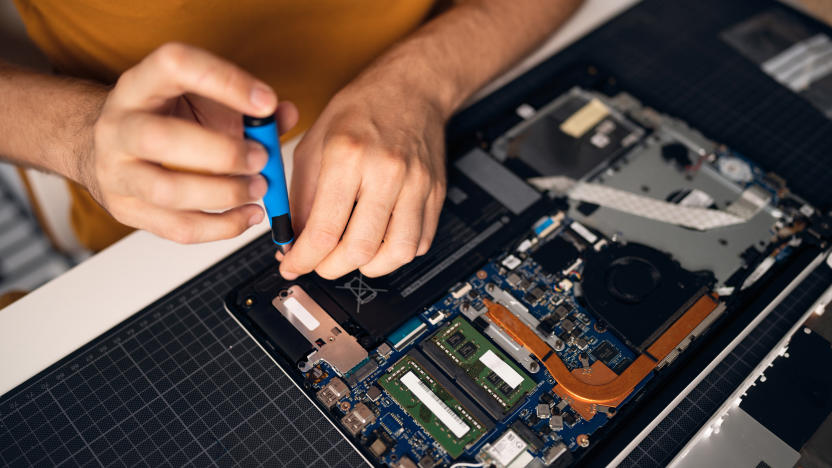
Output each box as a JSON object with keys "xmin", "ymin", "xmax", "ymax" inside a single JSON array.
[{"xmin": 276, "ymin": 241, "xmax": 293, "ymax": 256}]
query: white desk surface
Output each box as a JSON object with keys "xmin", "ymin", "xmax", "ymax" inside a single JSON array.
[{"xmin": 0, "ymin": 0, "xmax": 639, "ymax": 396}]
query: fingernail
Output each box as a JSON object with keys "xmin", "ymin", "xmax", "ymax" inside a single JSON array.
[
  {"xmin": 249, "ymin": 175, "xmax": 268, "ymax": 199},
  {"xmin": 247, "ymin": 141, "xmax": 268, "ymax": 171},
  {"xmin": 250, "ymin": 82, "xmax": 275, "ymax": 112},
  {"xmin": 248, "ymin": 209, "xmax": 264, "ymax": 226}
]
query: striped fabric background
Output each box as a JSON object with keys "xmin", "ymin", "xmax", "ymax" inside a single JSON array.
[{"xmin": 0, "ymin": 171, "xmax": 72, "ymax": 298}]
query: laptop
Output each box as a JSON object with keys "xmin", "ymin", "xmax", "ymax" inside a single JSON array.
[{"xmin": 225, "ymin": 62, "xmax": 832, "ymax": 467}]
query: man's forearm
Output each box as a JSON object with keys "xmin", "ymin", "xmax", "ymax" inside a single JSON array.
[
  {"xmin": 368, "ymin": 0, "xmax": 584, "ymax": 119},
  {"xmin": 0, "ymin": 61, "xmax": 107, "ymax": 183}
]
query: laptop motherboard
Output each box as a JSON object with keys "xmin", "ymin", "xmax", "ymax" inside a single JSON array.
[{"xmin": 226, "ymin": 85, "xmax": 824, "ymax": 467}]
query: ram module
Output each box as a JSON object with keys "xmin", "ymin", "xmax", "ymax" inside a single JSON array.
[
  {"xmin": 427, "ymin": 317, "xmax": 535, "ymax": 412},
  {"xmin": 379, "ymin": 353, "xmax": 488, "ymax": 458}
]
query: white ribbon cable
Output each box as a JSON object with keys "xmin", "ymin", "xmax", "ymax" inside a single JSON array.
[{"xmin": 569, "ymin": 182, "xmax": 747, "ymax": 231}]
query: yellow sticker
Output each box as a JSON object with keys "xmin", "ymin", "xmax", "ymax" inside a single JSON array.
[{"xmin": 559, "ymin": 98, "xmax": 609, "ymax": 138}]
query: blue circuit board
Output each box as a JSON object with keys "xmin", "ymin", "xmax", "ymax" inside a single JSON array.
[
  {"xmin": 297, "ymin": 99, "xmax": 807, "ymax": 467},
  {"xmin": 305, "ymin": 216, "xmax": 653, "ymax": 467},
  {"xmin": 233, "ymin": 85, "xmax": 815, "ymax": 467}
]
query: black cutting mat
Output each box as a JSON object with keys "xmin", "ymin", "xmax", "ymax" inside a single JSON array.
[
  {"xmin": 0, "ymin": 236, "xmax": 367, "ymax": 468},
  {"xmin": 620, "ymin": 260, "xmax": 832, "ymax": 467},
  {"xmin": 2, "ymin": 0, "xmax": 832, "ymax": 466}
]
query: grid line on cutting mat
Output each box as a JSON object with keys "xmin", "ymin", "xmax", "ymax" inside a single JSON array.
[{"xmin": 0, "ymin": 236, "xmax": 368, "ymax": 467}]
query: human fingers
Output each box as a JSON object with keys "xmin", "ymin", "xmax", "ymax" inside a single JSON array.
[
  {"xmin": 286, "ymin": 131, "xmax": 325, "ymax": 237},
  {"xmin": 109, "ymin": 197, "xmax": 264, "ymax": 244},
  {"xmin": 113, "ymin": 160, "xmax": 267, "ymax": 211},
  {"xmin": 358, "ymin": 168, "xmax": 431, "ymax": 277},
  {"xmin": 118, "ymin": 112, "xmax": 268, "ymax": 175},
  {"xmin": 276, "ymin": 100, "xmax": 299, "ymax": 136},
  {"xmin": 112, "ymin": 42, "xmax": 276, "ymax": 117},
  {"xmin": 417, "ymin": 182, "xmax": 446, "ymax": 256},
  {"xmin": 279, "ymin": 136, "xmax": 363, "ymax": 279},
  {"xmin": 312, "ymin": 152, "xmax": 406, "ymax": 279}
]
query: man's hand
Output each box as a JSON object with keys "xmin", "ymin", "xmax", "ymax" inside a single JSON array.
[
  {"xmin": 88, "ymin": 43, "xmax": 298, "ymax": 243},
  {"xmin": 279, "ymin": 64, "xmax": 447, "ymax": 280},
  {"xmin": 279, "ymin": 0, "xmax": 582, "ymax": 280}
]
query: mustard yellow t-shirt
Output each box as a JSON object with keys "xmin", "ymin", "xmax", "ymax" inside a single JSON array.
[{"xmin": 12, "ymin": 0, "xmax": 436, "ymax": 250}]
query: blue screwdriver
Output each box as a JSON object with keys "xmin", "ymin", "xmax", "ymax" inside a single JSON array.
[{"xmin": 243, "ymin": 114, "xmax": 294, "ymax": 254}]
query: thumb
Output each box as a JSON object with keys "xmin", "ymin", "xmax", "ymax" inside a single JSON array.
[
  {"xmin": 287, "ymin": 138, "xmax": 323, "ymax": 236},
  {"xmin": 113, "ymin": 42, "xmax": 276, "ymax": 117}
]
